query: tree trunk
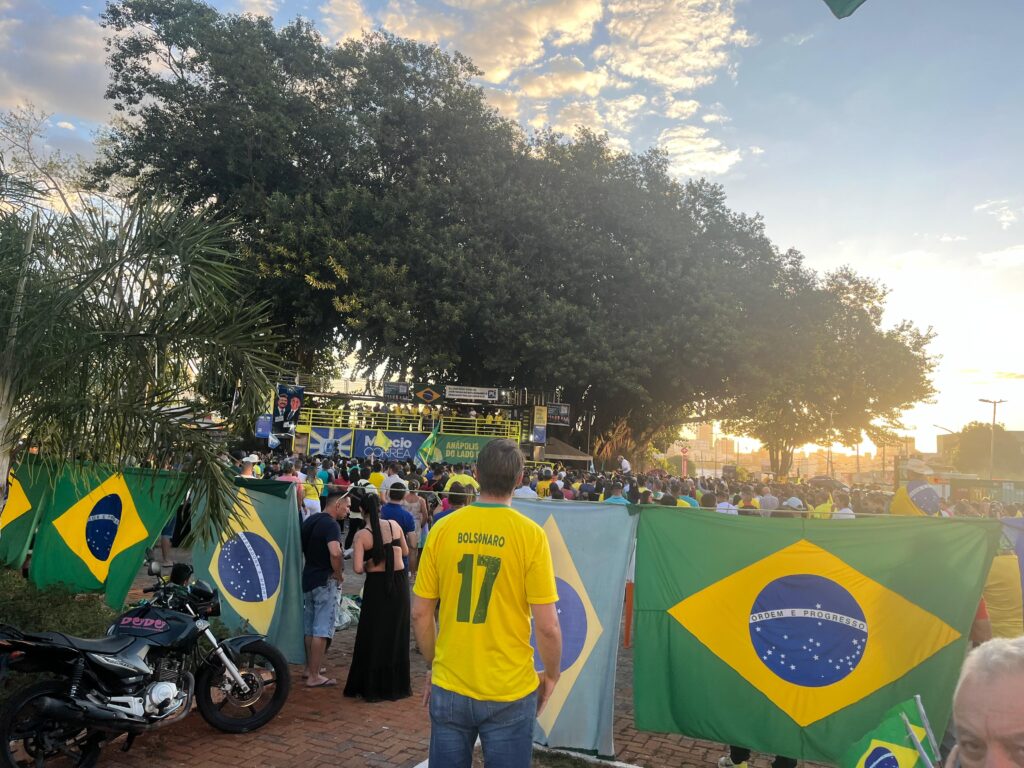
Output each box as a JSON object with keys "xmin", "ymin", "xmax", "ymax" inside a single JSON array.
[{"xmin": 768, "ymin": 444, "xmax": 795, "ymax": 477}]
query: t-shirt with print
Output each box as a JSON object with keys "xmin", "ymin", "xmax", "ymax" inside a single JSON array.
[{"xmin": 414, "ymin": 502, "xmax": 558, "ymax": 702}]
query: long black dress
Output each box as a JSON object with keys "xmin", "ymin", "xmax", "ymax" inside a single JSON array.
[{"xmin": 343, "ymin": 529, "xmax": 411, "ymax": 702}]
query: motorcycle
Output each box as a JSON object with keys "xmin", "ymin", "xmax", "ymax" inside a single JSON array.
[{"xmin": 0, "ymin": 561, "xmax": 291, "ymax": 767}]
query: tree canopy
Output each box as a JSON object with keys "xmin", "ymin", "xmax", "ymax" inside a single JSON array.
[
  {"xmin": 952, "ymin": 422, "xmax": 1024, "ymax": 478},
  {"xmin": 93, "ymin": 0, "xmax": 936, "ymax": 458}
]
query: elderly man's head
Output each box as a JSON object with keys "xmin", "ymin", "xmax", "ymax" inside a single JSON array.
[{"xmin": 953, "ymin": 636, "xmax": 1024, "ymax": 768}]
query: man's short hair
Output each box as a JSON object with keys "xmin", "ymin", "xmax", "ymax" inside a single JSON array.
[
  {"xmin": 388, "ymin": 482, "xmax": 407, "ymax": 501},
  {"xmin": 476, "ymin": 439, "xmax": 524, "ymax": 496},
  {"xmin": 955, "ymin": 636, "xmax": 1024, "ymax": 704},
  {"xmin": 701, "ymin": 492, "xmax": 717, "ymax": 507},
  {"xmin": 387, "ymin": 461, "xmax": 400, "ymax": 472},
  {"xmin": 610, "ymin": 482, "xmax": 624, "ymax": 492}
]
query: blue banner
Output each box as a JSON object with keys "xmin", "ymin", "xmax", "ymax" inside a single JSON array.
[
  {"xmin": 512, "ymin": 499, "xmax": 637, "ymax": 757},
  {"xmin": 309, "ymin": 427, "xmax": 353, "ymax": 456},
  {"xmin": 352, "ymin": 429, "xmax": 427, "ymax": 462}
]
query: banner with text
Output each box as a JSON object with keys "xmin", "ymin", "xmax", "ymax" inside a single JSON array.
[
  {"xmin": 429, "ymin": 435, "xmax": 496, "ymax": 464},
  {"xmin": 353, "ymin": 429, "xmax": 427, "ymax": 462},
  {"xmin": 444, "ymin": 385, "xmax": 498, "ymax": 402}
]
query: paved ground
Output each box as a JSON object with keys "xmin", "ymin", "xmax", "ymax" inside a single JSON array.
[{"xmin": 104, "ymin": 548, "xmax": 771, "ymax": 768}]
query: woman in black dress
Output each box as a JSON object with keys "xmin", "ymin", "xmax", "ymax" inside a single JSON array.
[{"xmin": 344, "ymin": 494, "xmax": 412, "ymax": 702}]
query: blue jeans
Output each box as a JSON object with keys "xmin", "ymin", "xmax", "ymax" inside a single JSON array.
[
  {"xmin": 428, "ymin": 684, "xmax": 537, "ymax": 768},
  {"xmin": 302, "ymin": 581, "xmax": 338, "ymax": 639}
]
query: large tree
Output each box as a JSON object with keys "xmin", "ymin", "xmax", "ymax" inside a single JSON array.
[
  {"xmin": 721, "ymin": 268, "xmax": 935, "ymax": 476},
  {"xmin": 952, "ymin": 421, "xmax": 1024, "ymax": 478}
]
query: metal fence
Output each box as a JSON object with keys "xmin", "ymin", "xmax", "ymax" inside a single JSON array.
[{"xmin": 294, "ymin": 408, "xmax": 521, "ymax": 439}]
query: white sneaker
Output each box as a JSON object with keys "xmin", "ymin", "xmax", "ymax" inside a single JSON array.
[{"xmin": 344, "ymin": 548, "xmax": 353, "ymax": 559}]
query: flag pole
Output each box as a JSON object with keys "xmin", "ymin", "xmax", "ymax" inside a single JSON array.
[
  {"xmin": 914, "ymin": 694, "xmax": 941, "ymax": 763},
  {"xmin": 900, "ymin": 712, "xmax": 935, "ymax": 768}
]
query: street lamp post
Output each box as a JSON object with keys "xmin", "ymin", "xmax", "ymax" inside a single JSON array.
[{"xmin": 978, "ymin": 398, "xmax": 1007, "ymax": 481}]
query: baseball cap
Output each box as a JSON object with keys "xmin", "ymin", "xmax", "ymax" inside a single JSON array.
[{"xmin": 242, "ymin": 454, "xmax": 260, "ymax": 464}]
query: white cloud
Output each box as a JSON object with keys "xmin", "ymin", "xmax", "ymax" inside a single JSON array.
[
  {"xmin": 0, "ymin": 9, "xmax": 110, "ymax": 123},
  {"xmin": 481, "ymin": 87, "xmax": 521, "ymax": 120},
  {"xmin": 976, "ymin": 244, "xmax": 1024, "ymax": 269},
  {"xmin": 55, "ymin": 121, "xmax": 76, "ymax": 131},
  {"xmin": 602, "ymin": 93, "xmax": 647, "ymax": 131},
  {"xmin": 319, "ymin": 0, "xmax": 372, "ymax": 43},
  {"xmin": 783, "ymin": 31, "xmax": 815, "ymax": 46},
  {"xmin": 974, "ymin": 199, "xmax": 1020, "ymax": 230},
  {"xmin": 662, "ymin": 98, "xmax": 700, "ymax": 120},
  {"xmin": 748, "ymin": 145, "xmax": 764, "ymax": 155},
  {"xmin": 237, "ymin": 0, "xmax": 278, "ymax": 16},
  {"xmin": 938, "ymin": 234, "xmax": 967, "ymax": 243},
  {"xmin": 596, "ymin": 0, "xmax": 753, "ymax": 91},
  {"xmin": 453, "ymin": 0, "xmax": 603, "ymax": 83},
  {"xmin": 379, "ymin": 0, "xmax": 461, "ymax": 41},
  {"xmin": 658, "ymin": 124, "xmax": 741, "ymax": 177},
  {"xmin": 701, "ymin": 112, "xmax": 729, "ymax": 124},
  {"xmin": 518, "ymin": 56, "xmax": 612, "ymax": 98}
]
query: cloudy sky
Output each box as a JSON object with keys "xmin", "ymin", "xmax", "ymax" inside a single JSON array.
[{"xmin": 4, "ymin": 0, "xmax": 1024, "ymax": 452}]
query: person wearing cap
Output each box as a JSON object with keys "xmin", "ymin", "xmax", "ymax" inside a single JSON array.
[
  {"xmin": 239, "ymin": 454, "xmax": 261, "ymax": 479},
  {"xmin": 300, "ymin": 485, "xmax": 349, "ymax": 687},
  {"xmin": 381, "ymin": 482, "xmax": 417, "ymax": 571}
]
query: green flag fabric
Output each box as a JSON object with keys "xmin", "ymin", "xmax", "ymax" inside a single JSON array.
[
  {"xmin": 841, "ymin": 698, "xmax": 936, "ymax": 768},
  {"xmin": 29, "ymin": 465, "xmax": 184, "ymax": 608},
  {"xmin": 416, "ymin": 421, "xmax": 441, "ymax": 468},
  {"xmin": 0, "ymin": 459, "xmax": 53, "ymax": 568},
  {"xmin": 191, "ymin": 480, "xmax": 306, "ymax": 664},
  {"xmin": 633, "ymin": 509, "xmax": 1000, "ymax": 762},
  {"xmin": 823, "ymin": 0, "xmax": 869, "ymax": 18}
]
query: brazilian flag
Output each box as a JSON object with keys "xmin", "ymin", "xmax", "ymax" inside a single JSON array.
[
  {"xmin": 841, "ymin": 699, "xmax": 936, "ymax": 768},
  {"xmin": 634, "ymin": 509, "xmax": 1001, "ymax": 762},
  {"xmin": 0, "ymin": 459, "xmax": 53, "ymax": 568},
  {"xmin": 191, "ymin": 479, "xmax": 305, "ymax": 664},
  {"xmin": 29, "ymin": 465, "xmax": 184, "ymax": 608},
  {"xmin": 823, "ymin": 0, "xmax": 869, "ymax": 18}
]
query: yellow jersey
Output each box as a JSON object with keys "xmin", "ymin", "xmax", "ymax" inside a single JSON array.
[
  {"xmin": 984, "ymin": 554, "xmax": 1024, "ymax": 639},
  {"xmin": 303, "ymin": 476, "xmax": 323, "ymax": 500},
  {"xmin": 368, "ymin": 471, "xmax": 386, "ymax": 489},
  {"xmin": 414, "ymin": 502, "xmax": 558, "ymax": 701},
  {"xmin": 535, "ymin": 479, "xmax": 552, "ymax": 498}
]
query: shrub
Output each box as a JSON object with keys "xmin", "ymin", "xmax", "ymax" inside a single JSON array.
[{"xmin": 0, "ymin": 568, "xmax": 116, "ymax": 635}]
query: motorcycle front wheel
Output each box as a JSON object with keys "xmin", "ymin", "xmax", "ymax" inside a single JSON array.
[
  {"xmin": 0, "ymin": 680, "xmax": 103, "ymax": 768},
  {"xmin": 195, "ymin": 640, "xmax": 290, "ymax": 733}
]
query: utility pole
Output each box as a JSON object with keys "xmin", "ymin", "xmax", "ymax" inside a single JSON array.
[{"xmin": 979, "ymin": 398, "xmax": 1007, "ymax": 481}]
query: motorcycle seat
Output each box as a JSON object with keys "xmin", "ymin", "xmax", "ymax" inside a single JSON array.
[{"xmin": 30, "ymin": 632, "xmax": 134, "ymax": 654}]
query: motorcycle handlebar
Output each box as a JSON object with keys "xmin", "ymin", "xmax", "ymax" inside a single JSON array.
[{"xmin": 142, "ymin": 586, "xmax": 158, "ymax": 594}]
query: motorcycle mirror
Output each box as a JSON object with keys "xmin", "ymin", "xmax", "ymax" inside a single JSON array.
[{"xmin": 148, "ymin": 560, "xmax": 163, "ymax": 576}]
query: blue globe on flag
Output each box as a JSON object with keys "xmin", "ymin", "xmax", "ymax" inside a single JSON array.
[
  {"xmin": 217, "ymin": 532, "xmax": 282, "ymax": 602},
  {"xmin": 533, "ymin": 577, "xmax": 587, "ymax": 672},
  {"xmin": 864, "ymin": 746, "xmax": 900, "ymax": 768},
  {"xmin": 907, "ymin": 481, "xmax": 942, "ymax": 515},
  {"xmin": 85, "ymin": 494, "xmax": 123, "ymax": 561},
  {"xmin": 749, "ymin": 574, "xmax": 868, "ymax": 687}
]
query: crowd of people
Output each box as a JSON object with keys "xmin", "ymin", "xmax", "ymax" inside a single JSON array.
[
  {"xmin": 184, "ymin": 444, "xmax": 1024, "ymax": 767},
  {"xmin": 300, "ymin": 401, "xmax": 515, "ymax": 435}
]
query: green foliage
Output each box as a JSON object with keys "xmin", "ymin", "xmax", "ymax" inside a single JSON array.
[
  {"xmin": 93, "ymin": 0, "xmax": 936, "ymax": 460},
  {"xmin": 0, "ymin": 108, "xmax": 283, "ymax": 543},
  {"xmin": 0, "ymin": 568, "xmax": 116, "ymax": 635},
  {"xmin": 952, "ymin": 421, "xmax": 1024, "ymax": 478}
]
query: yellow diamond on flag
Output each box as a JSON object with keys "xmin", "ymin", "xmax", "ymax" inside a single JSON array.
[
  {"xmin": 209, "ymin": 489, "xmax": 283, "ymax": 634},
  {"xmin": 52, "ymin": 474, "xmax": 148, "ymax": 584},
  {"xmin": 0, "ymin": 475, "xmax": 32, "ymax": 533},
  {"xmin": 667, "ymin": 539, "xmax": 960, "ymax": 727},
  {"xmin": 373, "ymin": 429, "xmax": 393, "ymax": 451},
  {"xmin": 534, "ymin": 515, "xmax": 603, "ymax": 735},
  {"xmin": 855, "ymin": 738, "xmax": 922, "ymax": 768}
]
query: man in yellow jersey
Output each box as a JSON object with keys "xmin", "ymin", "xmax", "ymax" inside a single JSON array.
[{"xmin": 412, "ymin": 439, "xmax": 562, "ymax": 768}]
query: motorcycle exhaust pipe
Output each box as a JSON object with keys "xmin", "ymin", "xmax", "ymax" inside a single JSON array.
[{"xmin": 37, "ymin": 696, "xmax": 135, "ymax": 724}]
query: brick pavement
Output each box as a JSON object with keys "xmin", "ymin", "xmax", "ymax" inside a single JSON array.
[{"xmin": 101, "ymin": 550, "xmax": 772, "ymax": 768}]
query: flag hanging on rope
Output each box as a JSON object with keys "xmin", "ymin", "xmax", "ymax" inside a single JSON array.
[
  {"xmin": 634, "ymin": 509, "xmax": 1000, "ymax": 762},
  {"xmin": 192, "ymin": 479, "xmax": 306, "ymax": 664},
  {"xmin": 513, "ymin": 499, "xmax": 637, "ymax": 757},
  {"xmin": 30, "ymin": 465, "xmax": 184, "ymax": 608},
  {"xmin": 0, "ymin": 460, "xmax": 53, "ymax": 568}
]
